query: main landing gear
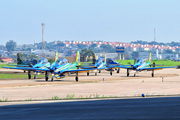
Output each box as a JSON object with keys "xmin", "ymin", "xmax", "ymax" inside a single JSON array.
[
  {"xmin": 152, "ymin": 70, "xmax": 154, "ymax": 77},
  {"xmin": 45, "ymin": 71, "xmax": 49, "ymax": 81},
  {"xmin": 117, "ymin": 68, "xmax": 120, "ymax": 73},
  {"xmin": 127, "ymin": 69, "xmax": 129, "ymax": 77},
  {"xmin": 76, "ymin": 72, "xmax": 79, "ymax": 82},
  {"xmin": 95, "ymin": 72, "xmax": 97, "ymax": 76},
  {"xmin": 28, "ymin": 70, "xmax": 31, "ymax": 79}
]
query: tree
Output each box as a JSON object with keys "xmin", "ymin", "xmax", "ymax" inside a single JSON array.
[
  {"xmin": 100, "ymin": 44, "xmax": 115, "ymax": 53},
  {"xmin": 164, "ymin": 49, "xmax": 173, "ymax": 54},
  {"xmin": 131, "ymin": 51, "xmax": 139, "ymax": 60},
  {"xmin": 80, "ymin": 48, "xmax": 94, "ymax": 62},
  {"xmin": 77, "ymin": 44, "xmax": 87, "ymax": 49},
  {"xmin": 90, "ymin": 43, "xmax": 97, "ymax": 48},
  {"xmin": 57, "ymin": 42, "xmax": 65, "ymax": 47},
  {"xmin": 6, "ymin": 40, "xmax": 17, "ymax": 51}
]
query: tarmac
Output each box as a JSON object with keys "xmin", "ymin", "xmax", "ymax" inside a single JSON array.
[{"xmin": 0, "ymin": 68, "xmax": 180, "ymax": 101}]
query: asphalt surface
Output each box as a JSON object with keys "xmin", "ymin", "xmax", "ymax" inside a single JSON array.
[{"xmin": 1, "ymin": 97, "xmax": 180, "ymax": 120}]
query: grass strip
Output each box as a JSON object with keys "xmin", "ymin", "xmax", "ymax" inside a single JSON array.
[{"xmin": 0, "ymin": 73, "xmax": 45, "ymax": 79}]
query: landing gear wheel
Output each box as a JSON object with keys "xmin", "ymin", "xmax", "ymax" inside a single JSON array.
[
  {"xmin": 45, "ymin": 72, "xmax": 49, "ymax": 81},
  {"xmin": 75, "ymin": 76, "xmax": 78, "ymax": 82},
  {"xmin": 51, "ymin": 77, "xmax": 54, "ymax": 82},
  {"xmin": 87, "ymin": 72, "xmax": 89, "ymax": 76},
  {"xmin": 28, "ymin": 74, "xmax": 31, "ymax": 79},
  {"xmin": 127, "ymin": 69, "xmax": 129, "ymax": 77},
  {"xmin": 117, "ymin": 68, "xmax": 120, "ymax": 73},
  {"xmin": 28, "ymin": 71, "xmax": 31, "ymax": 79},
  {"xmin": 34, "ymin": 74, "xmax": 36, "ymax": 79},
  {"xmin": 152, "ymin": 73, "xmax": 154, "ymax": 77},
  {"xmin": 127, "ymin": 72, "xmax": 129, "ymax": 77},
  {"xmin": 99, "ymin": 70, "xmax": 101, "ymax": 73},
  {"xmin": 95, "ymin": 72, "xmax": 97, "ymax": 76},
  {"xmin": 110, "ymin": 71, "xmax": 112, "ymax": 76},
  {"xmin": 134, "ymin": 73, "xmax": 136, "ymax": 77},
  {"xmin": 45, "ymin": 76, "xmax": 48, "ymax": 81}
]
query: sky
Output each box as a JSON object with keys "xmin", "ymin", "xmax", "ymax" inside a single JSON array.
[{"xmin": 0, "ymin": 0, "xmax": 180, "ymax": 45}]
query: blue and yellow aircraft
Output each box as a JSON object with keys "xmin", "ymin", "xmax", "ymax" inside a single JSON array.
[
  {"xmin": 106, "ymin": 58, "xmax": 122, "ymax": 73},
  {"xmin": 118, "ymin": 53, "xmax": 177, "ymax": 77},
  {"xmin": 15, "ymin": 51, "xmax": 97, "ymax": 82},
  {"xmin": 8, "ymin": 53, "xmax": 38, "ymax": 67},
  {"xmin": 79, "ymin": 53, "xmax": 125, "ymax": 76},
  {"xmin": 2, "ymin": 52, "xmax": 58, "ymax": 79},
  {"xmin": 78, "ymin": 53, "xmax": 109, "ymax": 76}
]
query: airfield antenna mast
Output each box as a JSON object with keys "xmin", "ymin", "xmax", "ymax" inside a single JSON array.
[
  {"xmin": 154, "ymin": 28, "xmax": 156, "ymax": 41},
  {"xmin": 41, "ymin": 23, "xmax": 45, "ymax": 57}
]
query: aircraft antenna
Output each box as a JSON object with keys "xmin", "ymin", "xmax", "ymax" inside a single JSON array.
[
  {"xmin": 154, "ymin": 28, "xmax": 156, "ymax": 41},
  {"xmin": 41, "ymin": 23, "xmax": 45, "ymax": 57}
]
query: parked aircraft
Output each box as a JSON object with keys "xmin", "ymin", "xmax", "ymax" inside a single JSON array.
[
  {"xmin": 2, "ymin": 52, "xmax": 59, "ymax": 79},
  {"xmin": 8, "ymin": 53, "xmax": 38, "ymax": 67},
  {"xmin": 118, "ymin": 53, "xmax": 176, "ymax": 77},
  {"xmin": 106, "ymin": 58, "xmax": 121, "ymax": 73},
  {"xmin": 79, "ymin": 53, "xmax": 107, "ymax": 76},
  {"xmin": 15, "ymin": 51, "xmax": 97, "ymax": 82}
]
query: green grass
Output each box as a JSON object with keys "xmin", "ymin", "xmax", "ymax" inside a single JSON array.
[
  {"xmin": 0, "ymin": 73, "xmax": 45, "ymax": 79},
  {"xmin": 0, "ymin": 97, "xmax": 9, "ymax": 102},
  {"xmin": 0, "ymin": 63, "xmax": 9, "ymax": 68}
]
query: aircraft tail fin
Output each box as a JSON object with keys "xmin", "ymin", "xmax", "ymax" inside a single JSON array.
[
  {"xmin": 149, "ymin": 53, "xmax": 151, "ymax": 63},
  {"xmin": 92, "ymin": 53, "xmax": 96, "ymax": 64},
  {"xmin": 76, "ymin": 51, "xmax": 80, "ymax": 65},
  {"xmin": 55, "ymin": 52, "xmax": 58, "ymax": 61},
  {"xmin": 104, "ymin": 54, "xmax": 106, "ymax": 63},
  {"xmin": 17, "ymin": 53, "xmax": 23, "ymax": 64}
]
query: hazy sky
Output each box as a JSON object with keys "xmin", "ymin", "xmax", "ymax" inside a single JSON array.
[{"xmin": 0, "ymin": 0, "xmax": 180, "ymax": 45}]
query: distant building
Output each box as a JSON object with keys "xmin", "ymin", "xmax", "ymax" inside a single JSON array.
[{"xmin": 0, "ymin": 57, "xmax": 14, "ymax": 63}]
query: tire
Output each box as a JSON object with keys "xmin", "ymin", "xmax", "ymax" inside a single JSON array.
[
  {"xmin": 127, "ymin": 73, "xmax": 129, "ymax": 77},
  {"xmin": 152, "ymin": 73, "xmax": 154, "ymax": 77},
  {"xmin": 110, "ymin": 71, "xmax": 112, "ymax": 76},
  {"xmin": 51, "ymin": 77, "xmax": 54, "ymax": 82},
  {"xmin": 87, "ymin": 72, "xmax": 89, "ymax": 76},
  {"xmin": 45, "ymin": 72, "xmax": 48, "ymax": 81},
  {"xmin": 117, "ymin": 68, "xmax": 120, "ymax": 73},
  {"xmin": 95, "ymin": 72, "xmax": 97, "ymax": 76},
  {"xmin": 34, "ymin": 74, "xmax": 36, "ymax": 79},
  {"xmin": 75, "ymin": 76, "xmax": 78, "ymax": 82},
  {"xmin": 28, "ymin": 74, "xmax": 31, "ymax": 79},
  {"xmin": 99, "ymin": 70, "xmax": 101, "ymax": 73}
]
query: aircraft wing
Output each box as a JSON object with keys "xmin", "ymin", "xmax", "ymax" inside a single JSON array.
[
  {"xmin": 8, "ymin": 64, "xmax": 31, "ymax": 67},
  {"xmin": 64, "ymin": 68, "xmax": 97, "ymax": 73},
  {"xmin": 115, "ymin": 66, "xmax": 133, "ymax": 69},
  {"xmin": 106, "ymin": 64, "xmax": 131, "ymax": 69},
  {"xmin": 142, "ymin": 66, "xmax": 177, "ymax": 71},
  {"xmin": 80, "ymin": 66, "xmax": 97, "ymax": 69},
  {"xmin": 3, "ymin": 66, "xmax": 32, "ymax": 70},
  {"xmin": 3, "ymin": 67, "xmax": 50, "ymax": 71}
]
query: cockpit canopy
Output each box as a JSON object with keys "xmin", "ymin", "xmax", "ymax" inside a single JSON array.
[
  {"xmin": 37, "ymin": 58, "xmax": 48, "ymax": 64},
  {"xmin": 28, "ymin": 58, "xmax": 38, "ymax": 64},
  {"xmin": 95, "ymin": 58, "xmax": 103, "ymax": 64},
  {"xmin": 136, "ymin": 59, "xmax": 144, "ymax": 64},
  {"xmin": 56, "ymin": 58, "xmax": 68, "ymax": 65},
  {"xmin": 106, "ymin": 58, "xmax": 114, "ymax": 63}
]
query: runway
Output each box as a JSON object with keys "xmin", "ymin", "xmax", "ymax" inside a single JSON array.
[{"xmin": 1, "ymin": 97, "xmax": 180, "ymax": 119}]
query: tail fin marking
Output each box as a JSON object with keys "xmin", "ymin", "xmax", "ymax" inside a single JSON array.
[{"xmin": 76, "ymin": 51, "xmax": 80, "ymax": 65}]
